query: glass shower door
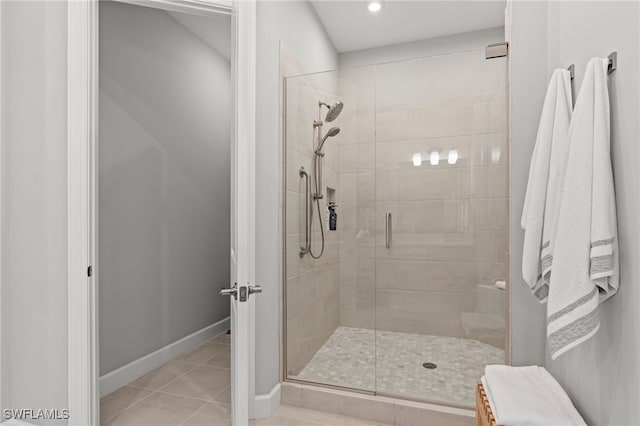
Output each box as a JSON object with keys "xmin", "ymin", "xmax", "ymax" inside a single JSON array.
[
  {"xmin": 373, "ymin": 50, "xmax": 508, "ymax": 407},
  {"xmin": 284, "ymin": 66, "xmax": 378, "ymax": 392}
]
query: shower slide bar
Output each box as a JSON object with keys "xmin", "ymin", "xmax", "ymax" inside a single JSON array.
[
  {"xmin": 299, "ymin": 167, "xmax": 311, "ymax": 257},
  {"xmin": 385, "ymin": 212, "xmax": 392, "ymax": 249}
]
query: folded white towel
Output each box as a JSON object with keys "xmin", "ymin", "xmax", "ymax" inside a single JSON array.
[
  {"xmin": 484, "ymin": 365, "xmax": 586, "ymax": 426},
  {"xmin": 521, "ymin": 69, "xmax": 573, "ymax": 302},
  {"xmin": 547, "ymin": 57, "xmax": 619, "ymax": 359}
]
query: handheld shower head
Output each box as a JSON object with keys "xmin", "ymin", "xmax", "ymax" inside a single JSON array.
[
  {"xmin": 316, "ymin": 127, "xmax": 340, "ymax": 153},
  {"xmin": 319, "ymin": 101, "xmax": 344, "ymax": 122}
]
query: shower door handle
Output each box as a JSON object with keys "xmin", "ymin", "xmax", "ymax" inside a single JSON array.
[
  {"xmin": 385, "ymin": 212, "xmax": 392, "ymax": 249},
  {"xmin": 299, "ymin": 167, "xmax": 311, "ymax": 257}
]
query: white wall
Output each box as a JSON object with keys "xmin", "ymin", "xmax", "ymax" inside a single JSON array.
[
  {"xmin": 99, "ymin": 1, "xmax": 231, "ymax": 375},
  {"xmin": 255, "ymin": 0, "xmax": 338, "ymax": 395},
  {"xmin": 508, "ymin": 0, "xmax": 548, "ymax": 367},
  {"xmin": 511, "ymin": 1, "xmax": 640, "ymax": 424},
  {"xmin": 339, "ymin": 27, "xmax": 504, "ymax": 68},
  {"xmin": 1, "ymin": 1, "xmax": 68, "ymax": 424},
  {"xmin": 543, "ymin": 2, "xmax": 640, "ymax": 424},
  {"xmin": 0, "ymin": 0, "xmax": 337, "ymax": 413}
]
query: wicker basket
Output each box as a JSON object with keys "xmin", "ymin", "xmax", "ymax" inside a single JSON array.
[{"xmin": 476, "ymin": 382, "xmax": 498, "ymax": 426}]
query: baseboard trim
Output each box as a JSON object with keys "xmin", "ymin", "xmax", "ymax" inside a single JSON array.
[
  {"xmin": 99, "ymin": 317, "xmax": 230, "ymax": 397},
  {"xmin": 253, "ymin": 383, "xmax": 281, "ymax": 419}
]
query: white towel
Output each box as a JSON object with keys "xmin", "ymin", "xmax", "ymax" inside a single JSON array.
[
  {"xmin": 484, "ymin": 365, "xmax": 586, "ymax": 426},
  {"xmin": 521, "ymin": 69, "xmax": 573, "ymax": 302},
  {"xmin": 547, "ymin": 57, "xmax": 619, "ymax": 360}
]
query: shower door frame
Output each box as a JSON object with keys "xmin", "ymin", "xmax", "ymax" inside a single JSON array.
[
  {"xmin": 281, "ymin": 49, "xmax": 513, "ymax": 408},
  {"xmin": 66, "ymin": 0, "xmax": 257, "ymax": 425}
]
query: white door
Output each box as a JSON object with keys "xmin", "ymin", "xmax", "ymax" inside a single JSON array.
[{"xmin": 221, "ymin": 1, "xmax": 258, "ymax": 425}]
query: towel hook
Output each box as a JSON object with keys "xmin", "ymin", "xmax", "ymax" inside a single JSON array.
[
  {"xmin": 607, "ymin": 52, "xmax": 617, "ymax": 75},
  {"xmin": 567, "ymin": 64, "xmax": 575, "ymax": 80}
]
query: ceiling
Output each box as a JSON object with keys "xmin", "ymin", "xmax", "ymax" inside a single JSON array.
[{"xmin": 310, "ymin": 0, "xmax": 506, "ymax": 53}]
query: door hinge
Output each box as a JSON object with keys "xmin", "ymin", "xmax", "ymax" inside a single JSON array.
[
  {"xmin": 486, "ymin": 42, "xmax": 508, "ymax": 59},
  {"xmin": 87, "ymin": 265, "xmax": 93, "ymax": 277}
]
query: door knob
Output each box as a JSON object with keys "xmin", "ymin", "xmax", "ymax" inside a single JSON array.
[{"xmin": 220, "ymin": 283, "xmax": 238, "ymax": 299}]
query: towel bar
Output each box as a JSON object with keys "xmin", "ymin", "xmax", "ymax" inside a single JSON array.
[
  {"xmin": 608, "ymin": 51, "xmax": 617, "ymax": 74},
  {"xmin": 567, "ymin": 64, "xmax": 575, "ymax": 80},
  {"xmin": 567, "ymin": 52, "xmax": 616, "ymax": 81}
]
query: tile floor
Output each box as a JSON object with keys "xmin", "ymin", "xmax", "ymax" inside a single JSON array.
[
  {"xmin": 101, "ymin": 331, "xmax": 392, "ymax": 426},
  {"xmin": 100, "ymin": 331, "xmax": 233, "ymax": 425},
  {"xmin": 294, "ymin": 327, "xmax": 504, "ymax": 407}
]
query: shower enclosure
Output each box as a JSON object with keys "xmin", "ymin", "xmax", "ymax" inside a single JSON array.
[{"xmin": 284, "ymin": 48, "xmax": 508, "ymax": 408}]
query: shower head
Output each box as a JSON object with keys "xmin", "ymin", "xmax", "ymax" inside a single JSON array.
[
  {"xmin": 320, "ymin": 101, "xmax": 344, "ymax": 123},
  {"xmin": 316, "ymin": 127, "xmax": 340, "ymax": 153}
]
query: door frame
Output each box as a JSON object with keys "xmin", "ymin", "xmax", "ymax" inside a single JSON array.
[{"xmin": 66, "ymin": 0, "xmax": 256, "ymax": 424}]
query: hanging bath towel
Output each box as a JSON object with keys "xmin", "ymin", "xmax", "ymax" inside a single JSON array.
[
  {"xmin": 521, "ymin": 69, "xmax": 573, "ymax": 302},
  {"xmin": 547, "ymin": 57, "xmax": 619, "ymax": 360}
]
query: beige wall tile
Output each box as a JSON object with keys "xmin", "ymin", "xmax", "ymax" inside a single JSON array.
[
  {"xmin": 424, "ymin": 231, "xmax": 498, "ymax": 263},
  {"xmin": 275, "ymin": 405, "xmax": 344, "ymax": 426},
  {"xmin": 298, "ymin": 388, "xmax": 395, "ymax": 425},
  {"xmin": 470, "ymin": 133, "xmax": 507, "ymax": 167},
  {"xmin": 376, "ymin": 290, "xmax": 475, "ymax": 336},
  {"xmin": 376, "ymin": 259, "xmax": 494, "ymax": 293},
  {"xmin": 376, "ymin": 168, "xmax": 472, "ymax": 202},
  {"xmin": 285, "ymin": 191, "xmax": 305, "ymax": 236},
  {"xmin": 339, "ymin": 171, "xmax": 375, "ymax": 202},
  {"xmin": 376, "ymin": 110, "xmax": 409, "ymax": 141},
  {"xmin": 471, "ymin": 198, "xmax": 509, "ymax": 231},
  {"xmin": 340, "ymin": 143, "xmax": 375, "ymax": 172},
  {"xmin": 339, "ymin": 287, "xmax": 376, "ymax": 329},
  {"xmin": 470, "ymin": 167, "xmax": 508, "ymax": 199},
  {"xmin": 339, "ymin": 257, "xmax": 375, "ymax": 288},
  {"xmin": 286, "ymin": 148, "xmax": 313, "ymax": 193},
  {"xmin": 394, "ymin": 404, "xmax": 474, "ymax": 426},
  {"xmin": 407, "ymin": 101, "xmax": 474, "ymax": 139},
  {"xmin": 375, "ymin": 232, "xmax": 429, "ymax": 260},
  {"xmin": 280, "ymin": 384, "xmax": 301, "ymax": 406},
  {"xmin": 286, "ymin": 275, "xmax": 299, "ymax": 322}
]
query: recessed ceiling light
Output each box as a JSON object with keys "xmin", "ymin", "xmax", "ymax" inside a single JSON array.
[{"xmin": 368, "ymin": 0, "xmax": 383, "ymax": 13}]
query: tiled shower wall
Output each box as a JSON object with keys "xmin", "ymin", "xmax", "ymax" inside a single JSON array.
[
  {"xmin": 285, "ymin": 49, "xmax": 508, "ymax": 379},
  {"xmin": 285, "ymin": 74, "xmax": 341, "ymax": 375},
  {"xmin": 338, "ymin": 50, "xmax": 508, "ymax": 348},
  {"xmin": 335, "ymin": 67, "xmax": 377, "ymax": 330}
]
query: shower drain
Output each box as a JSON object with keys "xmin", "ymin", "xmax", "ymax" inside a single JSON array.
[{"xmin": 422, "ymin": 362, "xmax": 437, "ymax": 369}]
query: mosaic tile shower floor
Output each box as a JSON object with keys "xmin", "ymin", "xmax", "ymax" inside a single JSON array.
[{"xmin": 293, "ymin": 326, "xmax": 504, "ymax": 407}]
